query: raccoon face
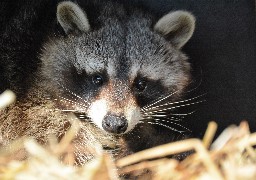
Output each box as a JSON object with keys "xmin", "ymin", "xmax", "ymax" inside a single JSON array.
[{"xmin": 41, "ymin": 1, "xmax": 195, "ymax": 135}]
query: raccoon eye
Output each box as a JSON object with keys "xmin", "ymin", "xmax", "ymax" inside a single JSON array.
[
  {"xmin": 92, "ymin": 75, "xmax": 104, "ymax": 86},
  {"xmin": 135, "ymin": 79, "xmax": 147, "ymax": 91}
]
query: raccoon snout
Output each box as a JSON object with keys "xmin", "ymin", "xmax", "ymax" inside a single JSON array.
[{"xmin": 102, "ymin": 114, "xmax": 128, "ymax": 134}]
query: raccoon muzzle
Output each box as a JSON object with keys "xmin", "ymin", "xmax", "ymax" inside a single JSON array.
[{"xmin": 102, "ymin": 113, "xmax": 128, "ymax": 134}]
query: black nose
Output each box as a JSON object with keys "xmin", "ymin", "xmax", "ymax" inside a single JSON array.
[{"xmin": 102, "ymin": 114, "xmax": 128, "ymax": 134}]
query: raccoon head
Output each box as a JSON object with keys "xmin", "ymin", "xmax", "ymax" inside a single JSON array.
[{"xmin": 41, "ymin": 1, "xmax": 195, "ymax": 135}]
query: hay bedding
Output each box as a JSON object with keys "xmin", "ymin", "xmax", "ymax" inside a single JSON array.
[{"xmin": 0, "ymin": 90, "xmax": 256, "ymax": 180}]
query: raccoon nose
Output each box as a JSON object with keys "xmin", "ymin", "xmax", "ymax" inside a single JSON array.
[{"xmin": 102, "ymin": 114, "xmax": 128, "ymax": 134}]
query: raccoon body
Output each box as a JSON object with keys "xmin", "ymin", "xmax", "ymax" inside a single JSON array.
[{"xmin": 0, "ymin": 0, "xmax": 195, "ymax": 164}]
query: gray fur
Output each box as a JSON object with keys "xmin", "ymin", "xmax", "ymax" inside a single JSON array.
[
  {"xmin": 154, "ymin": 10, "xmax": 195, "ymax": 49},
  {"xmin": 57, "ymin": 1, "xmax": 90, "ymax": 34}
]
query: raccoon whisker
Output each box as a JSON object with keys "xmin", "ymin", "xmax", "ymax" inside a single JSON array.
[
  {"xmin": 87, "ymin": 121, "xmax": 95, "ymax": 125},
  {"xmin": 142, "ymin": 114, "xmax": 184, "ymax": 122},
  {"xmin": 153, "ymin": 116, "xmax": 184, "ymax": 122},
  {"xmin": 57, "ymin": 96, "xmax": 89, "ymax": 109},
  {"xmin": 165, "ymin": 116, "xmax": 184, "ymax": 121},
  {"xmin": 183, "ymin": 67, "xmax": 203, "ymax": 95},
  {"xmin": 59, "ymin": 84, "xmax": 77, "ymax": 95},
  {"xmin": 57, "ymin": 94, "xmax": 86, "ymax": 103},
  {"xmin": 171, "ymin": 110, "xmax": 196, "ymax": 116},
  {"xmin": 140, "ymin": 115, "xmax": 154, "ymax": 120},
  {"xmin": 160, "ymin": 93, "xmax": 205, "ymax": 108},
  {"xmin": 137, "ymin": 120, "xmax": 146, "ymax": 124},
  {"xmin": 138, "ymin": 117, "xmax": 154, "ymax": 124},
  {"xmin": 58, "ymin": 109, "xmax": 88, "ymax": 116},
  {"xmin": 60, "ymin": 109, "xmax": 81, "ymax": 112},
  {"xmin": 75, "ymin": 113, "xmax": 89, "ymax": 120},
  {"xmin": 144, "ymin": 110, "xmax": 195, "ymax": 117},
  {"xmin": 59, "ymin": 84, "xmax": 89, "ymax": 105},
  {"xmin": 77, "ymin": 116, "xmax": 88, "ymax": 120},
  {"xmin": 144, "ymin": 114, "xmax": 169, "ymax": 117},
  {"xmin": 144, "ymin": 113, "xmax": 176, "ymax": 120},
  {"xmin": 151, "ymin": 118, "xmax": 191, "ymax": 132},
  {"xmin": 56, "ymin": 94, "xmax": 90, "ymax": 110},
  {"xmin": 142, "ymin": 112, "xmax": 191, "ymax": 124},
  {"xmin": 142, "ymin": 90, "xmax": 180, "ymax": 111},
  {"xmin": 143, "ymin": 94, "xmax": 206, "ymax": 112},
  {"xmin": 147, "ymin": 122, "xmax": 186, "ymax": 135},
  {"xmin": 145, "ymin": 115, "xmax": 184, "ymax": 122},
  {"xmin": 170, "ymin": 117, "xmax": 185, "ymax": 122},
  {"xmin": 144, "ymin": 99, "xmax": 205, "ymax": 114}
]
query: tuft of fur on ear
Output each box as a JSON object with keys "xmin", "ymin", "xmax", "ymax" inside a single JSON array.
[
  {"xmin": 57, "ymin": 1, "xmax": 90, "ymax": 34},
  {"xmin": 154, "ymin": 11, "xmax": 195, "ymax": 49}
]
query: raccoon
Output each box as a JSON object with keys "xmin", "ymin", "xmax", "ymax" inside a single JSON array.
[{"xmin": 0, "ymin": 0, "xmax": 195, "ymax": 164}]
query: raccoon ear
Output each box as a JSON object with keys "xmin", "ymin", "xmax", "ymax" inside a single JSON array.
[
  {"xmin": 57, "ymin": 1, "xmax": 90, "ymax": 34},
  {"xmin": 154, "ymin": 11, "xmax": 195, "ymax": 49}
]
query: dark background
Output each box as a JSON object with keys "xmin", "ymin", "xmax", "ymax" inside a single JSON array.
[{"xmin": 0, "ymin": 0, "xmax": 255, "ymax": 138}]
